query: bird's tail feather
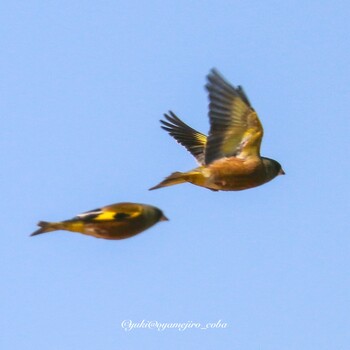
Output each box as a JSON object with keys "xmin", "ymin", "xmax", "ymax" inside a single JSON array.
[
  {"xmin": 30, "ymin": 221, "xmax": 59, "ymax": 236},
  {"xmin": 149, "ymin": 171, "xmax": 206, "ymax": 190},
  {"xmin": 149, "ymin": 172, "xmax": 189, "ymax": 190}
]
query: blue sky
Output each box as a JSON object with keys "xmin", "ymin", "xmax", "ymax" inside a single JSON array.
[{"xmin": 1, "ymin": 1, "xmax": 349, "ymax": 349}]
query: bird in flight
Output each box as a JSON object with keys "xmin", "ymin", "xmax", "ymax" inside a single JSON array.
[
  {"xmin": 31, "ymin": 202, "xmax": 168, "ymax": 240},
  {"xmin": 150, "ymin": 69, "xmax": 285, "ymax": 191}
]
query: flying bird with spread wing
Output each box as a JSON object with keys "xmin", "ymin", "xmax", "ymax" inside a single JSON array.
[
  {"xmin": 31, "ymin": 202, "xmax": 168, "ymax": 240},
  {"xmin": 150, "ymin": 69, "xmax": 285, "ymax": 191}
]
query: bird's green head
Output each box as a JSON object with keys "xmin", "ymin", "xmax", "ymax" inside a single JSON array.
[
  {"xmin": 155, "ymin": 208, "xmax": 169, "ymax": 222},
  {"xmin": 262, "ymin": 157, "xmax": 285, "ymax": 182},
  {"xmin": 144, "ymin": 205, "xmax": 169, "ymax": 224}
]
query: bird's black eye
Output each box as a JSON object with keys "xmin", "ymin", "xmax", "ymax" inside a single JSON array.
[{"xmin": 114, "ymin": 212, "xmax": 131, "ymax": 221}]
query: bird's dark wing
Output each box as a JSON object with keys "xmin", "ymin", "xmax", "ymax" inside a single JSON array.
[
  {"xmin": 76, "ymin": 203, "xmax": 140, "ymax": 222},
  {"xmin": 161, "ymin": 111, "xmax": 207, "ymax": 164},
  {"xmin": 204, "ymin": 69, "xmax": 264, "ymax": 164}
]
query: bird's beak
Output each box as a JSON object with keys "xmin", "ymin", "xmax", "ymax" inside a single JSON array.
[
  {"xmin": 279, "ymin": 168, "xmax": 285, "ymax": 175},
  {"xmin": 160, "ymin": 215, "xmax": 169, "ymax": 221}
]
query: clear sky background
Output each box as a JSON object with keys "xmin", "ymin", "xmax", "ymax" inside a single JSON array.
[{"xmin": 1, "ymin": 1, "xmax": 349, "ymax": 349}]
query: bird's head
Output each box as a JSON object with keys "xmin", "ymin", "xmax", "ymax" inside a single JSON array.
[
  {"xmin": 156, "ymin": 209, "xmax": 169, "ymax": 222},
  {"xmin": 262, "ymin": 157, "xmax": 285, "ymax": 181},
  {"xmin": 144, "ymin": 206, "xmax": 169, "ymax": 223}
]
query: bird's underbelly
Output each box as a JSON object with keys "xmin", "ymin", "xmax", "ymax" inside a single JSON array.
[
  {"xmin": 83, "ymin": 220, "xmax": 148, "ymax": 240},
  {"xmin": 209, "ymin": 173, "xmax": 265, "ymax": 191},
  {"xmin": 203, "ymin": 159, "xmax": 267, "ymax": 191}
]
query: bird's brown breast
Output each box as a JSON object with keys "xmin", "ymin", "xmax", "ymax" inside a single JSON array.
[
  {"xmin": 83, "ymin": 216, "xmax": 151, "ymax": 240},
  {"xmin": 205, "ymin": 157, "xmax": 268, "ymax": 191}
]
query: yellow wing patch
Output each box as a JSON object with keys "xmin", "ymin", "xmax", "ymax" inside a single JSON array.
[
  {"xmin": 77, "ymin": 203, "xmax": 142, "ymax": 222},
  {"xmin": 94, "ymin": 209, "xmax": 139, "ymax": 221}
]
